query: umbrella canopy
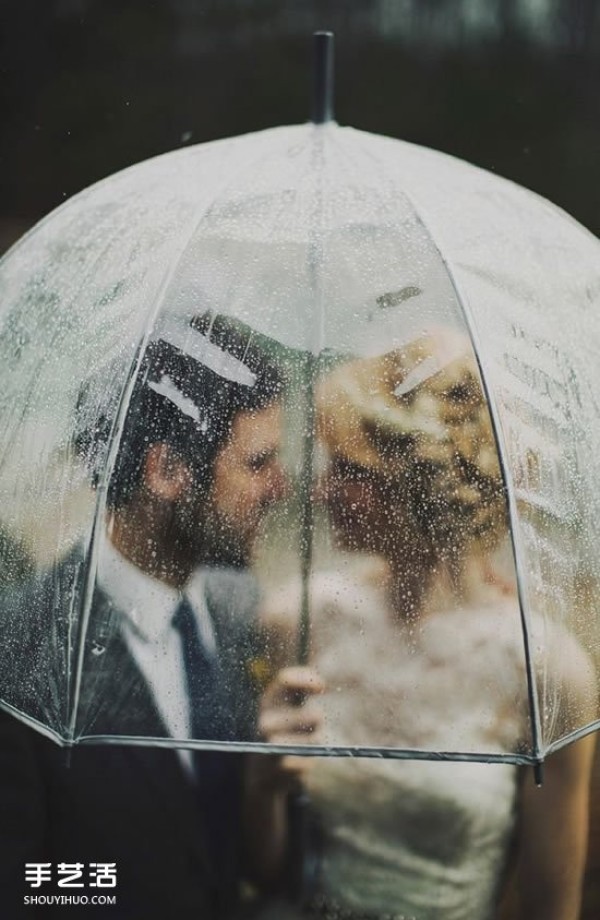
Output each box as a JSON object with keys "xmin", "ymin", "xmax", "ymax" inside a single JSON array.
[{"xmin": 0, "ymin": 119, "xmax": 598, "ymax": 765}]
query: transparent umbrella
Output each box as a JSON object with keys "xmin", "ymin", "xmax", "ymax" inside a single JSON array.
[{"xmin": 0, "ymin": 41, "xmax": 598, "ymax": 778}]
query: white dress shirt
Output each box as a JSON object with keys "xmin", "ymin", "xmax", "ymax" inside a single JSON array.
[{"xmin": 96, "ymin": 534, "xmax": 218, "ymax": 775}]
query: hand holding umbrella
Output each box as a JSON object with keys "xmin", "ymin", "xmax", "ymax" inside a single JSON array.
[{"xmin": 244, "ymin": 665, "xmax": 324, "ymax": 893}]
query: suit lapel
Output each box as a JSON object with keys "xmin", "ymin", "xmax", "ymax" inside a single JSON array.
[
  {"xmin": 75, "ymin": 585, "xmax": 167, "ymax": 739},
  {"xmin": 73, "ymin": 585, "xmax": 212, "ymax": 861}
]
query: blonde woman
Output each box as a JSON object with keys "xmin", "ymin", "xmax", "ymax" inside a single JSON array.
[{"xmin": 261, "ymin": 332, "xmax": 596, "ymax": 920}]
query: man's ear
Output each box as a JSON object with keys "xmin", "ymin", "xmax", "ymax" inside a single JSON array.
[{"xmin": 143, "ymin": 443, "xmax": 193, "ymax": 501}]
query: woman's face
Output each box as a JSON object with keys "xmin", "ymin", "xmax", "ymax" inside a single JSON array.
[{"xmin": 318, "ymin": 452, "xmax": 397, "ymax": 555}]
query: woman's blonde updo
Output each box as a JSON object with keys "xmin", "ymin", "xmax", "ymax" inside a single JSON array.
[{"xmin": 317, "ymin": 330, "xmax": 508, "ymax": 564}]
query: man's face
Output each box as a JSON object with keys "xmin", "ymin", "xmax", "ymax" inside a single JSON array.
[{"xmin": 199, "ymin": 402, "xmax": 287, "ymax": 567}]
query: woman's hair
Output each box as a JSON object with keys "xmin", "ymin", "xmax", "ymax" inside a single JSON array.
[{"xmin": 317, "ymin": 331, "xmax": 508, "ymax": 567}]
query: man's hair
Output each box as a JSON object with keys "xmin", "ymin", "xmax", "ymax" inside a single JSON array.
[{"xmin": 77, "ymin": 311, "xmax": 284, "ymax": 509}]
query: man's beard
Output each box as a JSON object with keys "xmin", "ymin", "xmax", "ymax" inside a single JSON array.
[
  {"xmin": 171, "ymin": 496, "xmax": 253, "ymax": 570},
  {"xmin": 197, "ymin": 507, "xmax": 252, "ymax": 569}
]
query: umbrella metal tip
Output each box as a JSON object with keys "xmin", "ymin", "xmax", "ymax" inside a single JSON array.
[{"xmin": 311, "ymin": 31, "xmax": 335, "ymax": 125}]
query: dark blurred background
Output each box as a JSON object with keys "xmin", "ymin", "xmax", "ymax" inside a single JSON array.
[
  {"xmin": 1, "ymin": 0, "xmax": 600, "ymax": 251},
  {"xmin": 1, "ymin": 3, "xmax": 600, "ymax": 917}
]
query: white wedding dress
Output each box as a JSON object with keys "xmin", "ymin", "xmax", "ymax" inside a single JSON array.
[{"xmin": 261, "ymin": 566, "xmax": 530, "ymax": 920}]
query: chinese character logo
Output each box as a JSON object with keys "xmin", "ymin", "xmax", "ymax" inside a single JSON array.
[{"xmin": 25, "ymin": 864, "xmax": 52, "ymax": 888}]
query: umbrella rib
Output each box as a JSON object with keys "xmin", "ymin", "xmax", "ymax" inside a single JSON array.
[
  {"xmin": 73, "ymin": 733, "xmax": 540, "ymax": 766},
  {"xmin": 43, "ymin": 205, "xmax": 151, "ymax": 732},
  {"xmin": 541, "ymin": 719, "xmax": 600, "ymax": 758},
  {"xmin": 379, "ymin": 181, "xmax": 545, "ymax": 768},
  {"xmin": 68, "ymin": 133, "xmax": 303, "ymax": 743},
  {"xmin": 0, "ymin": 697, "xmax": 69, "ymax": 746}
]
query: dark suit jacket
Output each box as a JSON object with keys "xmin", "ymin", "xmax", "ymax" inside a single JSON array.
[{"xmin": 0, "ymin": 555, "xmax": 263, "ymax": 919}]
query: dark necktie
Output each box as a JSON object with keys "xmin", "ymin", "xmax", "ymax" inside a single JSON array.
[
  {"xmin": 172, "ymin": 596, "xmax": 219, "ymax": 741},
  {"xmin": 172, "ymin": 595, "xmax": 242, "ymax": 912}
]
